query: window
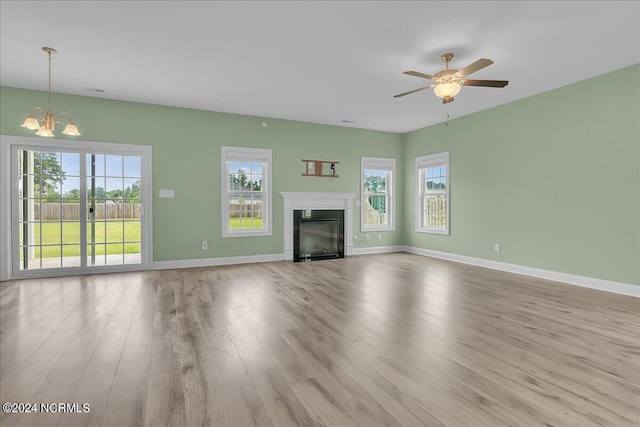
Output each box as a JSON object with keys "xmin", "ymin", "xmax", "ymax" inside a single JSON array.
[
  {"xmin": 361, "ymin": 157, "xmax": 395, "ymax": 231},
  {"xmin": 221, "ymin": 146, "xmax": 272, "ymax": 237},
  {"xmin": 416, "ymin": 152, "xmax": 449, "ymax": 234}
]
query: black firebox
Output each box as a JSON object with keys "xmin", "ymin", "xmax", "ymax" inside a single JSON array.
[{"xmin": 293, "ymin": 209, "xmax": 345, "ymax": 262}]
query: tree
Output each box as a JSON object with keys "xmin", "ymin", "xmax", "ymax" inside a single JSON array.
[
  {"xmin": 25, "ymin": 152, "xmax": 66, "ymax": 199},
  {"xmin": 364, "ymin": 174, "xmax": 386, "ymax": 212},
  {"xmin": 229, "ymin": 169, "xmax": 261, "ymax": 191},
  {"xmin": 124, "ymin": 181, "xmax": 141, "ymax": 202},
  {"xmin": 63, "ymin": 188, "xmax": 81, "ymax": 201}
]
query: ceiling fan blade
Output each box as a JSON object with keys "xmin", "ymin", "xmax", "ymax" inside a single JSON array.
[
  {"xmin": 463, "ymin": 79, "xmax": 509, "ymax": 88},
  {"xmin": 393, "ymin": 85, "xmax": 435, "ymax": 98},
  {"xmin": 454, "ymin": 58, "xmax": 493, "ymax": 78},
  {"xmin": 442, "ymin": 96, "xmax": 454, "ymax": 104},
  {"xmin": 403, "ymin": 71, "xmax": 435, "ymax": 80}
]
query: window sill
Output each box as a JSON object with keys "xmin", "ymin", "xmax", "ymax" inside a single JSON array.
[
  {"xmin": 222, "ymin": 230, "xmax": 272, "ymax": 238},
  {"xmin": 361, "ymin": 226, "xmax": 395, "ymax": 232},
  {"xmin": 416, "ymin": 228, "xmax": 449, "ymax": 235}
]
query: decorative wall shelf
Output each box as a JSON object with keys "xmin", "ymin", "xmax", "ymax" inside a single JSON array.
[{"xmin": 302, "ymin": 159, "xmax": 339, "ymax": 178}]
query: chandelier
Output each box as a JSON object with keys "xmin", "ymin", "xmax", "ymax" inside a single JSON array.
[{"xmin": 21, "ymin": 47, "xmax": 81, "ymax": 137}]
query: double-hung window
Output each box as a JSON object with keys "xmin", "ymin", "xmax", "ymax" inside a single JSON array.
[
  {"xmin": 416, "ymin": 152, "xmax": 449, "ymax": 234},
  {"xmin": 221, "ymin": 146, "xmax": 272, "ymax": 237},
  {"xmin": 361, "ymin": 157, "xmax": 395, "ymax": 231}
]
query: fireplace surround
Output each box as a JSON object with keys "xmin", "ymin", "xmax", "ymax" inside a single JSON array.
[{"xmin": 281, "ymin": 192, "xmax": 356, "ymax": 261}]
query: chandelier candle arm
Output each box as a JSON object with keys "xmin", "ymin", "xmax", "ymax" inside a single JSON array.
[{"xmin": 21, "ymin": 47, "xmax": 81, "ymax": 137}]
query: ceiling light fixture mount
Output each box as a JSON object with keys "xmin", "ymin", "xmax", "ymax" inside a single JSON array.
[
  {"xmin": 21, "ymin": 47, "xmax": 81, "ymax": 137},
  {"xmin": 432, "ymin": 53, "xmax": 462, "ymax": 102}
]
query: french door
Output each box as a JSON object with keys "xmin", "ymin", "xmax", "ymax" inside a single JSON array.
[{"xmin": 1, "ymin": 137, "xmax": 152, "ymax": 278}]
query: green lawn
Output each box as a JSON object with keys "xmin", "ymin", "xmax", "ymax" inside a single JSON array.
[
  {"xmin": 22, "ymin": 218, "xmax": 262, "ymax": 259},
  {"xmin": 229, "ymin": 217, "xmax": 263, "ymax": 229},
  {"xmin": 20, "ymin": 221, "xmax": 141, "ymax": 258}
]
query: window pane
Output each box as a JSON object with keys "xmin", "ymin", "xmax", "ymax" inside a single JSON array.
[
  {"xmin": 124, "ymin": 221, "xmax": 141, "ymax": 242},
  {"xmin": 61, "ymin": 152, "xmax": 80, "ymax": 176},
  {"xmin": 105, "ymin": 155, "xmax": 123, "ymax": 177},
  {"xmin": 62, "ymin": 245, "xmax": 81, "ymax": 267},
  {"xmin": 106, "ymin": 222, "xmax": 124, "ymax": 243},
  {"xmin": 124, "ymin": 156, "xmax": 141, "ymax": 178},
  {"xmin": 124, "ymin": 243, "xmax": 141, "ymax": 264},
  {"xmin": 364, "ymin": 169, "xmax": 386, "ymax": 194},
  {"xmin": 364, "ymin": 195, "xmax": 387, "ymax": 225},
  {"xmin": 40, "ymin": 222, "xmax": 61, "ymax": 246},
  {"xmin": 62, "ymin": 176, "xmax": 80, "ymax": 199},
  {"xmin": 424, "ymin": 195, "xmax": 447, "ymax": 228},
  {"xmin": 61, "ymin": 202, "xmax": 80, "ymax": 221},
  {"xmin": 62, "ymin": 222, "xmax": 81, "ymax": 244},
  {"xmin": 105, "ymin": 178, "xmax": 124, "ymax": 199},
  {"xmin": 106, "ymin": 244, "xmax": 124, "ymax": 265}
]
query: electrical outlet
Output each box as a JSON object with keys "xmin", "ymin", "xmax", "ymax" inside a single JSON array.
[
  {"xmin": 494, "ymin": 243, "xmax": 501, "ymax": 253},
  {"xmin": 365, "ymin": 234, "xmax": 370, "ymax": 241},
  {"xmin": 378, "ymin": 233, "xmax": 382, "ymax": 240},
  {"xmin": 202, "ymin": 240, "xmax": 208, "ymax": 250}
]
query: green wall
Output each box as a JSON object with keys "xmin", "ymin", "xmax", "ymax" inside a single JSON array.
[
  {"xmin": 0, "ymin": 87, "xmax": 404, "ymax": 261},
  {"xmin": 403, "ymin": 64, "xmax": 639, "ymax": 285},
  {"xmin": 1, "ymin": 64, "xmax": 637, "ymax": 285}
]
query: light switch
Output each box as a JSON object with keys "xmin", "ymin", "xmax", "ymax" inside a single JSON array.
[{"xmin": 159, "ymin": 189, "xmax": 174, "ymax": 198}]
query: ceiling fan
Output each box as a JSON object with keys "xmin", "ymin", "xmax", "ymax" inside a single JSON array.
[{"xmin": 394, "ymin": 53, "xmax": 508, "ymax": 104}]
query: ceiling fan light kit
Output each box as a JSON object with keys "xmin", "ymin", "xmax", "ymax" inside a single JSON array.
[
  {"xmin": 21, "ymin": 47, "xmax": 81, "ymax": 137},
  {"xmin": 395, "ymin": 52, "xmax": 509, "ymax": 104}
]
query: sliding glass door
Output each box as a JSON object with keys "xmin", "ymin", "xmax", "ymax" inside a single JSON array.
[
  {"xmin": 17, "ymin": 150, "xmax": 82, "ymax": 270},
  {"xmin": 6, "ymin": 139, "xmax": 151, "ymax": 278},
  {"xmin": 86, "ymin": 153, "xmax": 142, "ymax": 267}
]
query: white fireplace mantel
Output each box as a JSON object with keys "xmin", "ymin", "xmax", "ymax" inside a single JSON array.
[{"xmin": 281, "ymin": 192, "xmax": 357, "ymax": 261}]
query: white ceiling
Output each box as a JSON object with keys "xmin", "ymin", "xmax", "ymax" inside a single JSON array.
[{"xmin": 1, "ymin": 1, "xmax": 638, "ymax": 134}]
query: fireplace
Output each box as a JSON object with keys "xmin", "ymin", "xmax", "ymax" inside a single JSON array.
[
  {"xmin": 294, "ymin": 210, "xmax": 344, "ymax": 262},
  {"xmin": 281, "ymin": 192, "xmax": 356, "ymax": 261}
]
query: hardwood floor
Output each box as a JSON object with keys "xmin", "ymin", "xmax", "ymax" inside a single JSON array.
[{"xmin": 1, "ymin": 252, "xmax": 638, "ymax": 426}]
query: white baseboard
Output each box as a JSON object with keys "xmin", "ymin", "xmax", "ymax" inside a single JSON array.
[
  {"xmin": 401, "ymin": 246, "xmax": 639, "ymax": 298},
  {"xmin": 153, "ymin": 253, "xmax": 284, "ymax": 270},
  {"xmin": 352, "ymin": 245, "xmax": 405, "ymax": 256}
]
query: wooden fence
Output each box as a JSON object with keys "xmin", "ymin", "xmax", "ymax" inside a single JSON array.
[
  {"xmin": 424, "ymin": 195, "xmax": 447, "ymax": 227},
  {"xmin": 20, "ymin": 203, "xmax": 142, "ymax": 220},
  {"xmin": 229, "ymin": 202, "xmax": 263, "ymax": 218}
]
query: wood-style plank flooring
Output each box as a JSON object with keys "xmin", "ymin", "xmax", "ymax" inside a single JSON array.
[{"xmin": 1, "ymin": 253, "xmax": 638, "ymax": 426}]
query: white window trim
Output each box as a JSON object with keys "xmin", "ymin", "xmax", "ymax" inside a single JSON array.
[
  {"xmin": 361, "ymin": 156, "xmax": 395, "ymax": 232},
  {"xmin": 221, "ymin": 146, "xmax": 272, "ymax": 238},
  {"xmin": 415, "ymin": 151, "xmax": 450, "ymax": 235},
  {"xmin": 0, "ymin": 135, "xmax": 153, "ymax": 281}
]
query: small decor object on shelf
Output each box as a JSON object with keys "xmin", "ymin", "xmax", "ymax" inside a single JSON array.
[
  {"xmin": 21, "ymin": 47, "xmax": 81, "ymax": 137},
  {"xmin": 302, "ymin": 159, "xmax": 339, "ymax": 178}
]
